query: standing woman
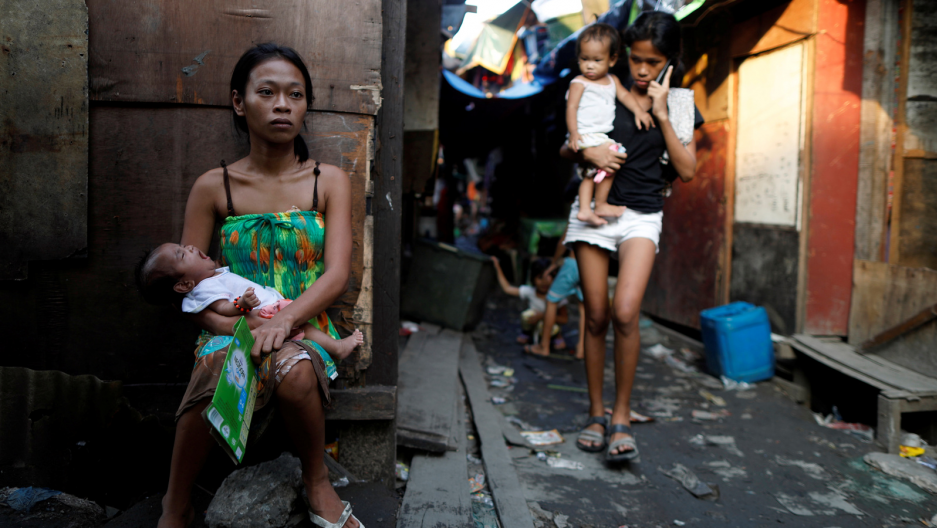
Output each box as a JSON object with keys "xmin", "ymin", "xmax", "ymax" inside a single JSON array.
[
  {"xmin": 157, "ymin": 44, "xmax": 361, "ymax": 528},
  {"xmin": 562, "ymin": 12, "xmax": 702, "ymax": 463}
]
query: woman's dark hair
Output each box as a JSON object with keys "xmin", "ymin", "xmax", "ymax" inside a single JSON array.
[
  {"xmin": 230, "ymin": 43, "xmax": 315, "ymax": 163},
  {"xmin": 622, "ymin": 11, "xmax": 684, "ymax": 87},
  {"xmin": 576, "ymin": 22, "xmax": 622, "ymax": 58}
]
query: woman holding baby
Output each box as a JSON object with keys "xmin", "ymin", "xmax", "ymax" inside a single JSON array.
[{"xmin": 153, "ymin": 44, "xmax": 362, "ymax": 528}]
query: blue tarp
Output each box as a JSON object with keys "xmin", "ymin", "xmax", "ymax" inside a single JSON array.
[
  {"xmin": 443, "ymin": 0, "xmax": 707, "ymax": 100},
  {"xmin": 444, "ymin": 0, "xmax": 636, "ymax": 100}
]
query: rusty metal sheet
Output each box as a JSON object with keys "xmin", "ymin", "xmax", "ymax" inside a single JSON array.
[
  {"xmin": 86, "ymin": 0, "xmax": 383, "ymax": 115},
  {"xmin": 643, "ymin": 122, "xmax": 728, "ymax": 329},
  {"xmin": 804, "ymin": 0, "xmax": 865, "ymax": 336},
  {"xmin": 0, "ymin": 107, "xmax": 371, "ymax": 383},
  {"xmin": 0, "ymin": 0, "xmax": 89, "ymax": 279}
]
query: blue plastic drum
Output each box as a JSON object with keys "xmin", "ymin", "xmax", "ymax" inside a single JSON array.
[{"xmin": 700, "ymin": 301, "xmax": 775, "ymax": 383}]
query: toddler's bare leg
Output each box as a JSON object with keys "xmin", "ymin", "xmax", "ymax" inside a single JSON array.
[
  {"xmin": 301, "ymin": 324, "xmax": 364, "ymax": 362},
  {"xmin": 576, "ymin": 177, "xmax": 607, "ymax": 227},
  {"xmin": 593, "ymin": 175, "xmax": 626, "ymax": 218}
]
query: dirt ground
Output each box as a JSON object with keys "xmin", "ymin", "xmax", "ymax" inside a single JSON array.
[{"xmin": 463, "ymin": 292, "xmax": 937, "ymax": 527}]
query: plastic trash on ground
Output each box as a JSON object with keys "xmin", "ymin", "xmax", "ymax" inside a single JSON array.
[
  {"xmin": 699, "ymin": 390, "xmax": 727, "ymax": 407},
  {"xmin": 692, "ymin": 409, "xmax": 731, "ymax": 421},
  {"xmin": 491, "ymin": 396, "xmax": 506, "ymax": 405},
  {"xmin": 658, "ymin": 463, "xmax": 719, "ymax": 500},
  {"xmin": 813, "ymin": 413, "xmax": 874, "ymax": 442},
  {"xmin": 395, "ymin": 461, "xmax": 410, "ymax": 481},
  {"xmin": 645, "ymin": 343, "xmax": 674, "ymax": 359},
  {"xmin": 331, "ymin": 476, "xmax": 350, "ymax": 488},
  {"xmin": 721, "ymin": 376, "xmax": 754, "ymax": 391},
  {"xmin": 547, "ymin": 458, "xmax": 584, "ymax": 470},
  {"xmin": 900, "ymin": 446, "xmax": 925, "ymax": 458},
  {"xmin": 325, "ymin": 441, "xmax": 339, "ymax": 461},
  {"xmin": 399, "ymin": 321, "xmax": 421, "ymax": 336},
  {"xmin": 520, "ymin": 429, "xmax": 564, "ymax": 446},
  {"xmin": 487, "ymin": 365, "xmax": 514, "ymax": 377},
  {"xmin": 5, "ymin": 487, "xmax": 63, "ymax": 513},
  {"xmin": 665, "ymin": 354, "xmax": 698, "ymax": 374},
  {"xmin": 468, "ymin": 473, "xmax": 485, "ymax": 493}
]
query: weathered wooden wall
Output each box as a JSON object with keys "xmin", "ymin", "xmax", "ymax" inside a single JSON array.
[
  {"xmin": 0, "ymin": 0, "xmax": 89, "ymax": 279},
  {"xmin": 849, "ymin": 260, "xmax": 937, "ymax": 377},
  {"xmin": 894, "ymin": 0, "xmax": 937, "ymax": 270},
  {"xmin": 0, "ymin": 110, "xmax": 371, "ymax": 382},
  {"xmin": 855, "ymin": 0, "xmax": 898, "ymax": 262},
  {"xmin": 86, "ymin": 1, "xmax": 382, "ymax": 115},
  {"xmin": 0, "ymin": 0, "xmax": 382, "ymax": 385}
]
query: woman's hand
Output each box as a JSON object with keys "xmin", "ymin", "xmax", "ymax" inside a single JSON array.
[
  {"xmin": 249, "ymin": 312, "xmax": 296, "ymax": 364},
  {"xmin": 648, "ymin": 65, "xmax": 673, "ymax": 121},
  {"xmin": 581, "ymin": 142, "xmax": 627, "ymax": 175}
]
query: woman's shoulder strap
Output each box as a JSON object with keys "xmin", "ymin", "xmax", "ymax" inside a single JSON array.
[
  {"xmin": 312, "ymin": 161, "xmax": 320, "ymax": 212},
  {"xmin": 221, "ymin": 160, "xmax": 235, "ymax": 217}
]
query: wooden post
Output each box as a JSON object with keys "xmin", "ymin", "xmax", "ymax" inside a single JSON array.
[
  {"xmin": 888, "ymin": 0, "xmax": 912, "ymax": 264},
  {"xmin": 876, "ymin": 393, "xmax": 903, "ymax": 454},
  {"xmin": 372, "ymin": 0, "xmax": 404, "ymax": 388},
  {"xmin": 720, "ymin": 63, "xmax": 739, "ymax": 306},
  {"xmin": 337, "ymin": 0, "xmax": 405, "ymax": 488}
]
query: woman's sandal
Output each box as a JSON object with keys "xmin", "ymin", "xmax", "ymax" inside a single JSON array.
[
  {"xmin": 605, "ymin": 424, "xmax": 638, "ymax": 462},
  {"xmin": 309, "ymin": 501, "xmax": 365, "ymax": 528},
  {"xmin": 576, "ymin": 416, "xmax": 608, "ymax": 452}
]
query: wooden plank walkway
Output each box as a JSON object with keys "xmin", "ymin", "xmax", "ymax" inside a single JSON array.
[
  {"xmin": 397, "ymin": 384, "xmax": 473, "ymax": 528},
  {"xmin": 460, "ymin": 337, "xmax": 536, "ymax": 528},
  {"xmin": 792, "ymin": 334, "xmax": 937, "ymax": 396},
  {"xmin": 397, "ymin": 324, "xmax": 462, "ymax": 452},
  {"xmin": 791, "ymin": 334, "xmax": 937, "ymax": 454}
]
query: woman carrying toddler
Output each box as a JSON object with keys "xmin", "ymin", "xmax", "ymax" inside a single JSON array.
[{"xmin": 566, "ymin": 23, "xmax": 653, "ymax": 227}]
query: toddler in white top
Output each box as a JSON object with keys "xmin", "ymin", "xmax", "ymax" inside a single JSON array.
[
  {"xmin": 137, "ymin": 242, "xmax": 363, "ymax": 361},
  {"xmin": 566, "ymin": 23, "xmax": 653, "ymax": 227}
]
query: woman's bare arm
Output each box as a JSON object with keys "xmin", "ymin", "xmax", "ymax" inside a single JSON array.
[
  {"xmin": 566, "ymin": 81, "xmax": 586, "ymax": 152},
  {"xmin": 249, "ymin": 164, "xmax": 353, "ymax": 359},
  {"xmin": 179, "ymin": 170, "xmax": 241, "ymax": 333},
  {"xmin": 560, "ymin": 142, "xmax": 628, "ymax": 174},
  {"xmin": 648, "ymin": 66, "xmax": 697, "ymax": 182}
]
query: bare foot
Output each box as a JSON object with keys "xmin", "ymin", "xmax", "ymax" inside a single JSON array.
[
  {"xmin": 524, "ymin": 343, "xmax": 550, "ymax": 357},
  {"xmin": 332, "ymin": 329, "xmax": 364, "ymax": 362},
  {"xmin": 577, "ymin": 209, "xmax": 608, "ymax": 227},
  {"xmin": 594, "ymin": 203, "xmax": 626, "ymax": 218},
  {"xmin": 309, "ymin": 478, "xmax": 360, "ymax": 528},
  {"xmin": 574, "ymin": 343, "xmax": 584, "ymax": 360},
  {"xmin": 157, "ymin": 498, "xmax": 194, "ymax": 528}
]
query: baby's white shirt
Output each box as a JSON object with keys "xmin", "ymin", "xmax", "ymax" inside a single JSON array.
[
  {"xmin": 568, "ymin": 76, "xmax": 617, "ymax": 136},
  {"xmin": 181, "ymin": 267, "xmax": 284, "ymax": 313}
]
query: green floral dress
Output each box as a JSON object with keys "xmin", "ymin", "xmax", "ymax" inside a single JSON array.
[{"xmin": 191, "ymin": 210, "xmax": 338, "ymax": 379}]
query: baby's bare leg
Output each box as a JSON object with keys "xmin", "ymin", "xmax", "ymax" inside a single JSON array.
[
  {"xmin": 576, "ymin": 177, "xmax": 607, "ymax": 227},
  {"xmin": 300, "ymin": 324, "xmax": 364, "ymax": 362},
  {"xmin": 594, "ymin": 175, "xmax": 626, "ymax": 218}
]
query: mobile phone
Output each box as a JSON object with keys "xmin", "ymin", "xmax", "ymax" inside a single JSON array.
[{"xmin": 655, "ymin": 59, "xmax": 672, "ymax": 85}]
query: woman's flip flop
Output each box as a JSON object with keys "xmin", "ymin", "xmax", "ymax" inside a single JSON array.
[
  {"xmin": 606, "ymin": 424, "xmax": 638, "ymax": 462},
  {"xmin": 576, "ymin": 416, "xmax": 608, "ymax": 452},
  {"xmin": 309, "ymin": 501, "xmax": 365, "ymax": 528}
]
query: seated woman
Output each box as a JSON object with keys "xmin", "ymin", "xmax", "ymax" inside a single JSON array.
[{"xmin": 156, "ymin": 43, "xmax": 362, "ymax": 528}]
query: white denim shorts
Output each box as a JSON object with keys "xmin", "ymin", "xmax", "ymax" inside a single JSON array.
[{"xmin": 564, "ymin": 197, "xmax": 663, "ymax": 255}]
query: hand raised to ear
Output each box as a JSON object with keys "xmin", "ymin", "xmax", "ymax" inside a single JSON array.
[{"xmin": 648, "ymin": 65, "xmax": 673, "ymax": 120}]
